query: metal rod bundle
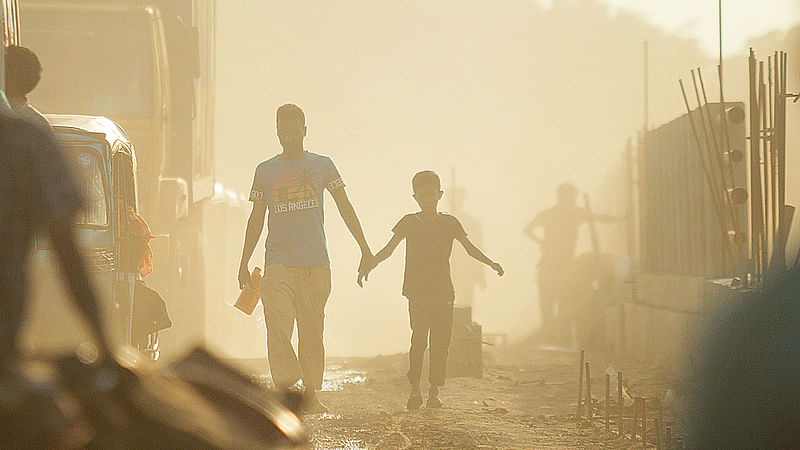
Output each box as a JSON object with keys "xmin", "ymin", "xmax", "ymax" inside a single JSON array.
[
  {"xmin": 692, "ymin": 70, "xmax": 737, "ymax": 231},
  {"xmin": 693, "ymin": 68, "xmax": 750, "ymax": 275},
  {"xmin": 679, "ymin": 79, "xmax": 733, "ymax": 267},
  {"xmin": 760, "ymin": 61, "xmax": 771, "ymax": 276},
  {"xmin": 747, "ymin": 48, "xmax": 791, "ymax": 283},
  {"xmin": 748, "ymin": 49, "xmax": 765, "ymax": 282}
]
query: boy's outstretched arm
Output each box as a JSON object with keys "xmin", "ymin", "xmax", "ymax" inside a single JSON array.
[
  {"xmin": 455, "ymin": 234, "xmax": 504, "ymax": 276},
  {"xmin": 358, "ymin": 233, "xmax": 403, "ymax": 287}
]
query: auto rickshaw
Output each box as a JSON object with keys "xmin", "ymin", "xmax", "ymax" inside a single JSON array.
[{"xmin": 28, "ymin": 114, "xmax": 168, "ymax": 359}]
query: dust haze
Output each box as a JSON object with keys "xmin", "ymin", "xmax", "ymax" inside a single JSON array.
[{"xmin": 204, "ymin": 0, "xmax": 799, "ymax": 357}]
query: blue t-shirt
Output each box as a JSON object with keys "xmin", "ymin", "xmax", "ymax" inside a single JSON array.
[{"xmin": 249, "ymin": 152, "xmax": 344, "ymax": 267}]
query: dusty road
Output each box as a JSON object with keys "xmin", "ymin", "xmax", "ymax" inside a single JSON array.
[{"xmin": 287, "ymin": 346, "xmax": 680, "ymax": 449}]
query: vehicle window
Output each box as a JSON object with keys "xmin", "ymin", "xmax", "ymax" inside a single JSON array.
[
  {"xmin": 23, "ymin": 9, "xmax": 154, "ymax": 117},
  {"xmin": 67, "ymin": 148, "xmax": 108, "ymax": 226}
]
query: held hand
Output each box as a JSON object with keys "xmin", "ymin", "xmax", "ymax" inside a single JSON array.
[
  {"xmin": 357, "ymin": 270, "xmax": 369, "ymax": 288},
  {"xmin": 491, "ymin": 262, "xmax": 504, "ymax": 277},
  {"xmin": 358, "ymin": 252, "xmax": 374, "ymax": 275},
  {"xmin": 238, "ymin": 265, "xmax": 251, "ymax": 290},
  {"xmin": 357, "ymin": 253, "xmax": 375, "ymax": 287}
]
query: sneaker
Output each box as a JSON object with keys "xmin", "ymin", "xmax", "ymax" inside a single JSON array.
[
  {"xmin": 426, "ymin": 395, "xmax": 443, "ymax": 409},
  {"xmin": 406, "ymin": 392, "xmax": 423, "ymax": 410},
  {"xmin": 302, "ymin": 392, "xmax": 329, "ymax": 414}
]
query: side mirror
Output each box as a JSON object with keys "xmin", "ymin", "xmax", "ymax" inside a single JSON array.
[{"xmin": 158, "ymin": 177, "xmax": 189, "ymax": 228}]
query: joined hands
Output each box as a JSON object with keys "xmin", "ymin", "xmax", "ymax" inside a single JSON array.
[{"xmin": 357, "ymin": 252, "xmax": 375, "ymax": 287}]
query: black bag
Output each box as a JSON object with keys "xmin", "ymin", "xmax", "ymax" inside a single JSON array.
[{"xmin": 132, "ymin": 280, "xmax": 172, "ymax": 344}]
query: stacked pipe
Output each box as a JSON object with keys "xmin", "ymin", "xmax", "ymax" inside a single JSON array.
[{"xmin": 747, "ymin": 49, "xmax": 794, "ymax": 284}]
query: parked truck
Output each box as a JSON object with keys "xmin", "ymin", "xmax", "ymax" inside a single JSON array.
[
  {"xmin": 1, "ymin": 0, "xmax": 21, "ymax": 103},
  {"xmin": 21, "ymin": 0, "xmax": 217, "ymax": 354}
]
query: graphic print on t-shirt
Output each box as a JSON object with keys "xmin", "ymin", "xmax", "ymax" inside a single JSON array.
[{"xmin": 271, "ymin": 168, "xmax": 320, "ymax": 214}]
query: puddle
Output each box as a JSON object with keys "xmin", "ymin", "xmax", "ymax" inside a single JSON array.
[
  {"xmin": 242, "ymin": 363, "xmax": 367, "ymax": 391},
  {"xmin": 322, "ymin": 367, "xmax": 367, "ymax": 392},
  {"xmin": 314, "ymin": 437, "xmax": 368, "ymax": 449}
]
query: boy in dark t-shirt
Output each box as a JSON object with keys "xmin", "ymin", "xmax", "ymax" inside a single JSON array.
[{"xmin": 359, "ymin": 170, "xmax": 503, "ymax": 409}]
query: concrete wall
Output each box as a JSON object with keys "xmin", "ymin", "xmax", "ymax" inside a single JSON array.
[{"xmin": 606, "ymin": 273, "xmax": 741, "ymax": 374}]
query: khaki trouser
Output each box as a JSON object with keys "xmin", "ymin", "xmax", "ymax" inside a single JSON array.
[
  {"xmin": 407, "ymin": 298, "xmax": 454, "ymax": 387},
  {"xmin": 260, "ymin": 264, "xmax": 331, "ymax": 391}
]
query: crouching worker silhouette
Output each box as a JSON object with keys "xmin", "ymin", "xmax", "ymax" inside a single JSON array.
[{"xmin": 359, "ymin": 170, "xmax": 503, "ymax": 409}]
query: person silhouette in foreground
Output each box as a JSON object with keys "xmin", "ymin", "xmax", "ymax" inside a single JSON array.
[
  {"xmin": 359, "ymin": 170, "xmax": 503, "ymax": 410},
  {"xmin": 238, "ymin": 104, "xmax": 373, "ymax": 414},
  {"xmin": 0, "ymin": 110, "xmax": 111, "ymax": 371},
  {"xmin": 523, "ymin": 183, "xmax": 619, "ymax": 345},
  {"xmin": 4, "ymin": 45, "xmax": 51, "ymax": 130},
  {"xmin": 690, "ymin": 270, "xmax": 800, "ymax": 447}
]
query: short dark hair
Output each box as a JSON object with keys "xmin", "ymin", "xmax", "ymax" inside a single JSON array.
[
  {"xmin": 276, "ymin": 103, "xmax": 305, "ymax": 125},
  {"xmin": 412, "ymin": 170, "xmax": 441, "ymax": 193},
  {"xmin": 5, "ymin": 45, "xmax": 42, "ymax": 96}
]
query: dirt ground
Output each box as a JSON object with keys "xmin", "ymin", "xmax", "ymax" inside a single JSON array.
[{"xmin": 289, "ymin": 345, "xmax": 682, "ymax": 449}]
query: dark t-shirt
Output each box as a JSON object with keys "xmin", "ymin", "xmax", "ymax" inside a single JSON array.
[
  {"xmin": 392, "ymin": 213, "xmax": 467, "ymax": 301},
  {"xmin": 535, "ymin": 205, "xmax": 590, "ymax": 267}
]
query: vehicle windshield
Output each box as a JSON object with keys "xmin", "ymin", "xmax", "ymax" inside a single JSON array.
[
  {"xmin": 23, "ymin": 8, "xmax": 154, "ymax": 117},
  {"xmin": 66, "ymin": 147, "xmax": 108, "ymax": 226}
]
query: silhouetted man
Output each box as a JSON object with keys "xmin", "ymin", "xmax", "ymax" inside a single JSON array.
[
  {"xmin": 238, "ymin": 104, "xmax": 372, "ymax": 413},
  {"xmin": 523, "ymin": 183, "xmax": 617, "ymax": 342},
  {"xmin": 4, "ymin": 45, "xmax": 50, "ymax": 130},
  {"xmin": 0, "ymin": 110, "xmax": 110, "ymax": 372}
]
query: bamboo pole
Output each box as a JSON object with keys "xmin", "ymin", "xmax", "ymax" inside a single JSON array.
[
  {"xmin": 585, "ymin": 362, "xmax": 592, "ymax": 419},
  {"xmin": 576, "ymin": 350, "xmax": 584, "ymax": 417},
  {"xmin": 605, "ymin": 374, "xmax": 611, "ymax": 432},
  {"xmin": 618, "ymin": 372, "xmax": 624, "ymax": 436}
]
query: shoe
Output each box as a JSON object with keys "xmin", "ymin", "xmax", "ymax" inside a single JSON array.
[
  {"xmin": 302, "ymin": 392, "xmax": 329, "ymax": 414},
  {"xmin": 407, "ymin": 392, "xmax": 423, "ymax": 410},
  {"xmin": 426, "ymin": 395, "xmax": 443, "ymax": 409}
]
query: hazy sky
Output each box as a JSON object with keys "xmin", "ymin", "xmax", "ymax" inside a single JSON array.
[{"xmin": 595, "ymin": 0, "xmax": 800, "ymax": 56}]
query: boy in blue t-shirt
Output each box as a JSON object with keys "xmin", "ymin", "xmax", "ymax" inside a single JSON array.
[{"xmin": 359, "ymin": 170, "xmax": 503, "ymax": 409}]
